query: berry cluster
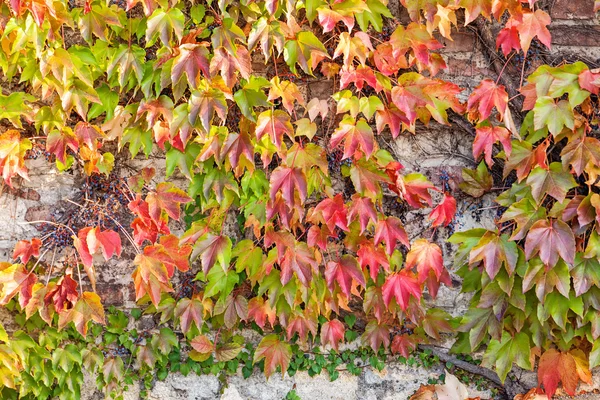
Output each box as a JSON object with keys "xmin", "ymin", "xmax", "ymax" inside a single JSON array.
[
  {"xmin": 175, "ymin": 271, "xmax": 200, "ymax": 299},
  {"xmin": 40, "ymin": 173, "xmax": 132, "ymax": 249},
  {"xmin": 25, "ymin": 142, "xmax": 54, "ymax": 162},
  {"xmin": 102, "ymin": 345, "xmax": 131, "ymax": 358},
  {"xmin": 372, "ymin": 25, "xmax": 394, "ymax": 43},
  {"xmin": 439, "ymin": 170, "xmax": 451, "ymax": 192}
]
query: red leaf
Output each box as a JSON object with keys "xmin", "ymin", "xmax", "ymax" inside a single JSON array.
[
  {"xmin": 374, "ymin": 216, "xmax": 409, "ymax": 255},
  {"xmin": 361, "ymin": 320, "xmax": 390, "ymax": 352},
  {"xmin": 325, "ymin": 255, "xmax": 366, "ymax": 297},
  {"xmin": 44, "ymin": 274, "xmax": 78, "ymax": 313},
  {"xmin": 376, "ymin": 106, "xmax": 409, "ymax": 139},
  {"xmin": 579, "ymin": 69, "xmax": 600, "ymax": 95},
  {"xmin": 74, "ymin": 122, "xmax": 104, "ymax": 150},
  {"xmin": 348, "ymin": 194, "xmax": 377, "ymax": 234},
  {"xmin": 312, "ymin": 194, "xmax": 349, "ymax": 232},
  {"xmin": 514, "ymin": 10, "xmax": 552, "ymax": 54},
  {"xmin": 307, "ymin": 225, "xmax": 333, "ymax": 252},
  {"xmin": 391, "ymin": 333, "xmax": 419, "ymax": 358},
  {"xmin": 428, "ymin": 193, "xmax": 457, "ymax": 228},
  {"xmin": 397, "ymin": 173, "xmax": 435, "ymax": 208},
  {"xmin": 406, "ymin": 239, "xmax": 445, "ymax": 284},
  {"xmin": 190, "ymin": 335, "xmax": 213, "ymax": 354},
  {"xmin": 253, "ymin": 334, "xmax": 292, "ymax": 378},
  {"xmin": 467, "ymin": 79, "xmax": 508, "ymax": 122},
  {"xmin": 128, "ymin": 195, "xmax": 170, "ymax": 245},
  {"xmin": 12, "ymin": 238, "xmax": 42, "ymax": 264},
  {"xmin": 496, "ymin": 24, "xmax": 521, "ymax": 56},
  {"xmin": 46, "ymin": 129, "xmax": 78, "ymax": 164},
  {"xmin": 525, "ymin": 219, "xmax": 576, "ymax": 268},
  {"xmin": 286, "ymin": 310, "xmax": 317, "ymax": 343},
  {"xmin": 382, "ymin": 270, "xmax": 422, "ymax": 310},
  {"xmin": 0, "ymin": 263, "xmax": 37, "ymax": 308},
  {"xmin": 248, "ymin": 297, "xmax": 276, "ymax": 329},
  {"xmin": 330, "ymin": 117, "xmax": 375, "ymax": 160},
  {"xmin": 357, "ymin": 240, "xmax": 390, "ymax": 282},
  {"xmin": 269, "ymin": 166, "xmax": 308, "ymax": 207},
  {"xmin": 321, "ymin": 319, "xmax": 345, "ymax": 351},
  {"xmin": 473, "ymin": 125, "xmax": 512, "ymax": 167},
  {"xmin": 538, "ymin": 349, "xmax": 579, "ymax": 398}
]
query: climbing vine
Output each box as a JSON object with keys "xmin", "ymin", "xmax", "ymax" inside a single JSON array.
[{"xmin": 0, "ymin": 0, "xmax": 598, "ymax": 397}]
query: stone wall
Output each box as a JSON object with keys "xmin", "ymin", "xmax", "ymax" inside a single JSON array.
[{"xmin": 1, "ymin": 2, "xmax": 600, "ymax": 399}]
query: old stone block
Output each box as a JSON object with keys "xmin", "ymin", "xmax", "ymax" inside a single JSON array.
[
  {"xmin": 550, "ymin": 26, "xmax": 600, "ymax": 47},
  {"xmin": 551, "ymin": 0, "xmax": 596, "ymax": 19}
]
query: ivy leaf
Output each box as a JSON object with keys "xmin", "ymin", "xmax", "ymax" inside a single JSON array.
[
  {"xmin": 514, "ymin": 9, "xmax": 552, "ymax": 54},
  {"xmin": 320, "ymin": 319, "xmax": 345, "ymax": 351},
  {"xmin": 525, "ymin": 219, "xmax": 575, "ymax": 268},
  {"xmin": 357, "ymin": 240, "xmax": 389, "ymax": 282},
  {"xmin": 146, "ymin": 182, "xmax": 192, "ymax": 223},
  {"xmin": 190, "ymin": 334, "xmax": 214, "ymax": 354},
  {"xmin": 469, "ymin": 231, "xmax": 518, "ymax": 278},
  {"xmin": 145, "ymin": 7, "xmax": 185, "ymax": 47},
  {"xmin": 466, "ymin": 79, "xmax": 508, "ymax": 122},
  {"xmin": 132, "ymin": 253, "xmax": 173, "ymax": 306},
  {"xmin": 381, "ymin": 270, "xmax": 421, "ymax": 310},
  {"xmin": 248, "ymin": 297, "xmax": 277, "ymax": 329},
  {"xmin": 499, "ymin": 197, "xmax": 546, "ymax": 241},
  {"xmin": 406, "ymin": 239, "xmax": 445, "ymax": 284},
  {"xmin": 188, "ymin": 85, "xmax": 228, "ymax": 134},
  {"xmin": 0, "ymin": 92, "xmax": 35, "ymax": 128},
  {"xmin": 253, "ymin": 334, "xmax": 292, "ymax": 378},
  {"xmin": 390, "ymin": 333, "xmax": 418, "ymax": 358},
  {"xmin": 361, "ymin": 320, "xmax": 390, "ymax": 352},
  {"xmin": 255, "ymin": 110, "xmax": 294, "ymax": 150},
  {"xmin": 0, "ymin": 130, "xmax": 31, "ymax": 187},
  {"xmin": 483, "ymin": 332, "xmax": 532, "ymax": 383},
  {"xmin": 538, "ymin": 349, "xmax": 579, "ymax": 398},
  {"xmin": 330, "ymin": 117, "xmax": 375, "ymax": 160},
  {"xmin": 397, "ymin": 173, "xmax": 435, "ymax": 208},
  {"xmin": 46, "ymin": 129, "xmax": 79, "ymax": 164},
  {"xmin": 428, "ymin": 193, "xmax": 457, "ymax": 227},
  {"xmin": 174, "ymin": 297, "xmax": 204, "ymax": 334},
  {"xmin": 325, "ymin": 255, "xmax": 366, "ymax": 298},
  {"xmin": 171, "ymin": 43, "xmax": 211, "ymax": 89},
  {"xmin": 0, "ymin": 263, "xmax": 36, "ymax": 307},
  {"xmin": 192, "ymin": 234, "xmax": 232, "ymax": 275},
  {"xmin": 78, "ymin": 2, "xmax": 121, "ymax": 42},
  {"xmin": 269, "ymin": 166, "xmax": 308, "ymax": 207},
  {"xmin": 459, "ymin": 162, "xmax": 493, "ymax": 198},
  {"xmin": 57, "ymin": 292, "xmax": 105, "ymax": 336},
  {"xmin": 12, "ymin": 238, "xmax": 42, "ymax": 265},
  {"xmin": 216, "ymin": 342, "xmax": 243, "ymax": 362},
  {"xmin": 347, "ymin": 194, "xmax": 377, "ymax": 234},
  {"xmin": 312, "ymin": 194, "xmax": 349, "ymax": 232},
  {"xmin": 374, "ymin": 216, "xmax": 409, "ymax": 255},
  {"xmin": 473, "ymin": 125, "xmax": 511, "ymax": 166},
  {"xmin": 561, "ymin": 133, "xmax": 600, "ymax": 176},
  {"xmin": 533, "ymin": 97, "xmax": 574, "ymax": 137},
  {"xmin": 526, "ymin": 163, "xmax": 577, "ymax": 204}
]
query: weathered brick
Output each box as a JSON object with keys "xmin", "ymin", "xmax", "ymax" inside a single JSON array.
[
  {"xmin": 96, "ymin": 284, "xmax": 124, "ymax": 305},
  {"xmin": 551, "ymin": 0, "xmax": 596, "ymax": 19},
  {"xmin": 437, "ymin": 32, "xmax": 476, "ymax": 52},
  {"xmin": 550, "ymin": 25, "xmax": 600, "ymax": 47}
]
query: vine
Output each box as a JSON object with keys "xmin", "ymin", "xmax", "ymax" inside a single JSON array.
[{"xmin": 0, "ymin": 0, "xmax": 598, "ymax": 397}]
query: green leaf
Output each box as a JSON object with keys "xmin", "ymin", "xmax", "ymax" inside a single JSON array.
[
  {"xmin": 533, "ymin": 97, "xmax": 574, "ymax": 137},
  {"xmin": 459, "ymin": 162, "xmax": 493, "ymax": 198},
  {"xmin": 483, "ymin": 331, "xmax": 532, "ymax": 382},
  {"xmin": 146, "ymin": 7, "xmax": 185, "ymax": 47}
]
